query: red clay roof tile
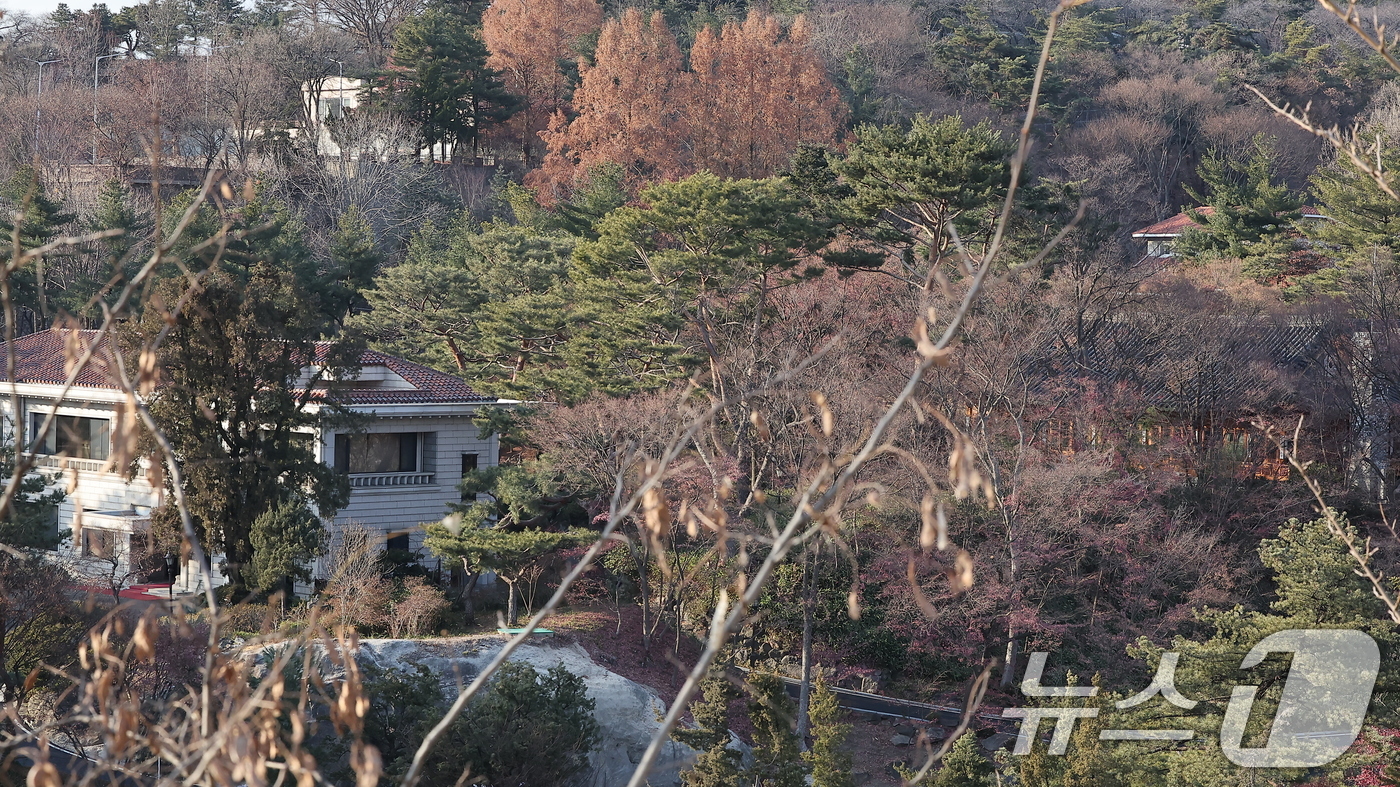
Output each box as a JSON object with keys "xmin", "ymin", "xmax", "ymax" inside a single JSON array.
[{"xmin": 0, "ymin": 329, "xmax": 495, "ymax": 406}]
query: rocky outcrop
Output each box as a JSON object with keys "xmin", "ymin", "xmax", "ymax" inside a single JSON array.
[{"xmin": 356, "ymin": 637, "xmax": 699, "ymax": 787}]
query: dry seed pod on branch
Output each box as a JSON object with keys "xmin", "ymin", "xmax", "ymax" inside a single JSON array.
[
  {"xmin": 810, "ymin": 391, "xmax": 834, "ymax": 437},
  {"xmin": 911, "ymin": 318, "xmax": 952, "ymax": 366},
  {"xmin": 947, "ymin": 549, "xmax": 975, "ymax": 593},
  {"xmin": 932, "ymin": 411, "xmax": 996, "ymax": 506}
]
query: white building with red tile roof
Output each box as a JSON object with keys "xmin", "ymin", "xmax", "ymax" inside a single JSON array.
[
  {"xmin": 1131, "ymin": 206, "xmax": 1329, "ymax": 258},
  {"xmin": 0, "ymin": 328, "xmax": 507, "ymax": 596}
]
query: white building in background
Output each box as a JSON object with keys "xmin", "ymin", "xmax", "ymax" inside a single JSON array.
[
  {"xmin": 306, "ymin": 76, "xmax": 364, "ymax": 159},
  {"xmin": 0, "ymin": 328, "xmax": 504, "ymax": 596}
]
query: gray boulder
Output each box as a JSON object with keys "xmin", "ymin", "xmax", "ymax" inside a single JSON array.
[{"xmin": 356, "ymin": 637, "xmax": 700, "ymax": 787}]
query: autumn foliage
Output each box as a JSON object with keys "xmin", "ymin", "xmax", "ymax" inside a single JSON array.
[
  {"xmin": 481, "ymin": 0, "xmax": 604, "ymax": 166},
  {"xmin": 531, "ymin": 9, "xmax": 844, "ymax": 199},
  {"xmin": 688, "ymin": 14, "xmax": 846, "ymax": 178}
]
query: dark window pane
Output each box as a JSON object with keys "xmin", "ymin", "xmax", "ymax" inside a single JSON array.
[
  {"xmin": 32, "ymin": 414, "xmax": 110, "ymax": 460},
  {"xmin": 83, "ymin": 528, "xmax": 122, "ymax": 559},
  {"xmin": 461, "ymin": 453, "xmax": 479, "ymax": 501},
  {"xmin": 349, "ymin": 434, "xmax": 400, "ymax": 473},
  {"xmin": 344, "ymin": 433, "xmax": 420, "ymax": 474},
  {"xmin": 334, "ymin": 434, "xmax": 350, "ymax": 473}
]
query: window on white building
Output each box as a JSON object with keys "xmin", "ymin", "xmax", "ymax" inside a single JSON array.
[
  {"xmin": 334, "ymin": 432, "xmax": 419, "ymax": 473},
  {"xmin": 31, "ymin": 413, "xmax": 110, "ymax": 460},
  {"xmin": 82, "ymin": 528, "xmax": 123, "ymax": 559}
]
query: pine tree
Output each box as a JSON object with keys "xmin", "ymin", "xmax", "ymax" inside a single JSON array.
[
  {"xmin": 675, "ymin": 671, "xmax": 743, "ymax": 787},
  {"xmin": 315, "ymin": 205, "xmax": 382, "ymax": 328},
  {"xmin": 350, "ymin": 221, "xmax": 484, "ymax": 373},
  {"xmin": 350, "ymin": 215, "xmax": 578, "ymax": 399},
  {"xmin": 571, "ymin": 173, "xmax": 828, "ymax": 399},
  {"xmin": 804, "ymin": 674, "xmax": 853, "ymax": 787},
  {"xmin": 391, "ymin": 5, "xmax": 520, "ymax": 160},
  {"xmin": 1061, "ymin": 676, "xmax": 1118, "ymax": 787},
  {"xmin": 553, "ymin": 163, "xmax": 628, "ymax": 239},
  {"xmin": 1259, "ymin": 511, "xmax": 1386, "ymax": 623},
  {"xmin": 482, "ymin": 0, "xmax": 603, "ymax": 166},
  {"xmin": 423, "ymin": 516, "xmax": 588, "ymax": 625},
  {"xmin": 0, "ymin": 447, "xmax": 65, "ymax": 549},
  {"xmin": 1113, "ymin": 512, "xmax": 1400, "ymax": 786},
  {"xmin": 421, "ymin": 662, "xmax": 600, "ymax": 787},
  {"xmin": 137, "ymin": 194, "xmax": 357, "ymax": 598},
  {"xmin": 933, "ymin": 6, "xmax": 1035, "ymax": 110},
  {"xmin": 1309, "ymin": 135, "xmax": 1400, "ymax": 255},
  {"xmin": 248, "ymin": 501, "xmax": 325, "ymax": 601},
  {"xmin": 58, "ymin": 178, "xmax": 152, "ymax": 318},
  {"xmin": 1177, "ymin": 134, "xmax": 1303, "ymax": 261},
  {"xmin": 1014, "ymin": 737, "xmax": 1057, "ymax": 787},
  {"xmin": 0, "ymin": 166, "xmax": 76, "ymax": 322},
  {"xmin": 746, "ymin": 672, "xmax": 807, "ymax": 787},
  {"xmin": 90, "ymin": 178, "xmax": 146, "ymax": 264},
  {"xmin": 934, "ymin": 732, "xmax": 993, "ymax": 787},
  {"xmin": 834, "ymin": 115, "xmax": 1012, "ymax": 276}
]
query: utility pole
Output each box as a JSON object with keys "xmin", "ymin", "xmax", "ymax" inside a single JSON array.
[
  {"xmin": 325, "ymin": 58, "xmax": 346, "ymax": 157},
  {"xmin": 203, "ymin": 42, "xmax": 232, "ymax": 122},
  {"xmin": 326, "ymin": 58, "xmax": 346, "ymax": 111},
  {"xmin": 21, "ymin": 57, "xmax": 61, "ymax": 155},
  {"xmin": 93, "ymin": 53, "xmax": 118, "ymax": 165}
]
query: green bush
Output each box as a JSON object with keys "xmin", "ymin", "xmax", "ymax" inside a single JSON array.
[{"xmin": 365, "ymin": 660, "xmax": 600, "ymax": 787}]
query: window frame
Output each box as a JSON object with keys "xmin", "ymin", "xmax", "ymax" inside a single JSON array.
[
  {"xmin": 30, "ymin": 411, "xmax": 112, "ymax": 461},
  {"xmin": 334, "ymin": 432, "xmax": 422, "ymax": 474}
]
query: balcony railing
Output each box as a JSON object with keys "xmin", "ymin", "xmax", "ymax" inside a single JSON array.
[
  {"xmin": 348, "ymin": 472, "xmax": 435, "ymax": 488},
  {"xmin": 30, "ymin": 454, "xmax": 109, "ymax": 473}
]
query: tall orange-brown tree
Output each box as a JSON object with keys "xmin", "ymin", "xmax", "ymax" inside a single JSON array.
[
  {"xmin": 535, "ymin": 9, "xmax": 845, "ymax": 197},
  {"xmin": 688, "ymin": 11, "xmax": 845, "ymax": 178},
  {"xmin": 534, "ymin": 9, "xmax": 687, "ymax": 199},
  {"xmin": 482, "ymin": 0, "xmax": 603, "ymax": 166}
]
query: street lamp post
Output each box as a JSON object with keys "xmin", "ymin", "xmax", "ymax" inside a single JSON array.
[
  {"xmin": 93, "ymin": 53, "xmax": 118, "ymax": 165},
  {"xmin": 21, "ymin": 58, "xmax": 61, "ymax": 155},
  {"xmin": 325, "ymin": 58, "xmax": 346, "ymax": 157},
  {"xmin": 199, "ymin": 42, "xmax": 233, "ymax": 163},
  {"xmin": 326, "ymin": 58, "xmax": 346, "ymax": 115},
  {"xmin": 203, "ymin": 43, "xmax": 232, "ymax": 123}
]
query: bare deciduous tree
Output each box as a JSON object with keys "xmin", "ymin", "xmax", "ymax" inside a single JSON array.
[{"xmin": 320, "ymin": 0, "xmax": 425, "ymax": 60}]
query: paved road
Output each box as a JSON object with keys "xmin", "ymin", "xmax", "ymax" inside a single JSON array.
[{"xmin": 734, "ymin": 667, "xmax": 1012, "ymax": 728}]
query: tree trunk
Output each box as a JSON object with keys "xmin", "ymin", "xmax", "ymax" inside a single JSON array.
[
  {"xmin": 0, "ymin": 601, "xmax": 10, "ymax": 702},
  {"xmin": 634, "ymin": 540, "xmax": 654, "ymax": 664},
  {"xmin": 1002, "ymin": 634, "xmax": 1021, "ymax": 690},
  {"xmin": 444, "ymin": 338, "xmax": 468, "ymax": 371},
  {"xmin": 796, "ymin": 547, "xmax": 815, "ymax": 744},
  {"xmin": 505, "ymin": 577, "xmax": 519, "ymax": 626},
  {"xmin": 1000, "ymin": 538, "xmax": 1020, "ymax": 689},
  {"xmin": 459, "ymin": 562, "xmax": 480, "ymax": 625}
]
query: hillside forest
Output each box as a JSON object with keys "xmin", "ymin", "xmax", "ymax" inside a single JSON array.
[{"xmin": 2, "ymin": 0, "xmax": 1400, "ymax": 784}]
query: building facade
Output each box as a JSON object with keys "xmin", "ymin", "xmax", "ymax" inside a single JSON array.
[{"xmin": 0, "ymin": 329, "xmax": 504, "ymax": 595}]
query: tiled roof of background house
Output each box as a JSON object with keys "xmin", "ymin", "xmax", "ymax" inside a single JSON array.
[
  {"xmin": 1052, "ymin": 319, "xmax": 1329, "ymax": 414},
  {"xmin": 1131, "ymin": 208, "xmax": 1215, "ymax": 238},
  {"xmin": 0, "ymin": 329, "xmax": 495, "ymax": 406},
  {"xmin": 0, "ymin": 329, "xmax": 118, "ymax": 388},
  {"xmin": 312, "ymin": 343, "xmax": 496, "ymax": 405},
  {"xmin": 1132, "ymin": 206, "xmax": 1329, "ymax": 239}
]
